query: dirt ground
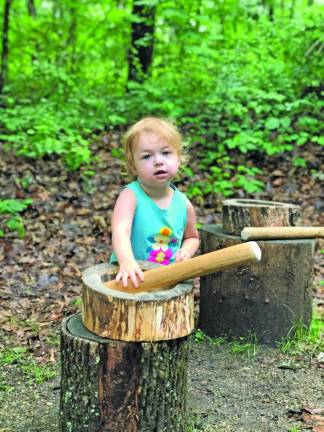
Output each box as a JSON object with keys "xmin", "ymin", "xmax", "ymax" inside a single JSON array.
[{"xmin": 0, "ymin": 338, "xmax": 323, "ymax": 432}]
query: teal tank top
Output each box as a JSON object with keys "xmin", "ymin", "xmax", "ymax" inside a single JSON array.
[{"xmin": 110, "ymin": 180, "xmax": 187, "ymax": 265}]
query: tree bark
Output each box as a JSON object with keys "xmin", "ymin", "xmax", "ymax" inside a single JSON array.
[
  {"xmin": 198, "ymin": 225, "xmax": 314, "ymax": 345},
  {"xmin": 66, "ymin": 3, "xmax": 77, "ymax": 69},
  {"xmin": 27, "ymin": 0, "xmax": 36, "ymax": 17},
  {"xmin": 60, "ymin": 314, "xmax": 189, "ymax": 432},
  {"xmin": 127, "ymin": 1, "xmax": 155, "ymax": 83},
  {"xmin": 0, "ymin": 0, "xmax": 12, "ymax": 95},
  {"xmin": 222, "ymin": 198, "xmax": 301, "ymax": 236}
]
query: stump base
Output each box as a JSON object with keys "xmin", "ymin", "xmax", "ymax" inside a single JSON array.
[
  {"xmin": 198, "ymin": 225, "xmax": 314, "ymax": 345},
  {"xmin": 60, "ymin": 314, "xmax": 190, "ymax": 432}
]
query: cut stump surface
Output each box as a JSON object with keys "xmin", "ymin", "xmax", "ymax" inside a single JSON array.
[{"xmin": 222, "ymin": 198, "xmax": 301, "ymax": 235}]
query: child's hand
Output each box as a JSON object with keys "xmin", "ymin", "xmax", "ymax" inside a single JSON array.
[
  {"xmin": 116, "ymin": 260, "xmax": 144, "ymax": 288},
  {"xmin": 175, "ymin": 249, "xmax": 191, "ymax": 262}
]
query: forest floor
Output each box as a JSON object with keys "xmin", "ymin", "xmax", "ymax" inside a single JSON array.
[{"xmin": 0, "ymin": 133, "xmax": 323, "ymax": 432}]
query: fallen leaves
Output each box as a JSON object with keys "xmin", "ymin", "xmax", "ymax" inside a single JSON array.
[{"xmin": 289, "ymin": 407, "xmax": 324, "ymax": 432}]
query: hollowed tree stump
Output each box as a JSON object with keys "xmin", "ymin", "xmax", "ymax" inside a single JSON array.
[
  {"xmin": 199, "ymin": 200, "xmax": 314, "ymax": 345},
  {"xmin": 60, "ymin": 262, "xmax": 193, "ymax": 432},
  {"xmin": 222, "ymin": 198, "xmax": 301, "ymax": 235}
]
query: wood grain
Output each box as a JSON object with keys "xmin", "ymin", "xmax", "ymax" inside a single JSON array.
[
  {"xmin": 241, "ymin": 226, "xmax": 324, "ymax": 240},
  {"xmin": 105, "ymin": 241, "xmax": 262, "ymax": 293}
]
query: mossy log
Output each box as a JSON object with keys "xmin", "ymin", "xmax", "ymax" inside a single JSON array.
[
  {"xmin": 222, "ymin": 198, "xmax": 301, "ymax": 235},
  {"xmin": 198, "ymin": 225, "xmax": 315, "ymax": 344},
  {"xmin": 60, "ymin": 313, "xmax": 190, "ymax": 432}
]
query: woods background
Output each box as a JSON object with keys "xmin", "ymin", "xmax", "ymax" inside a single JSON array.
[
  {"xmin": 0, "ymin": 0, "xmax": 322, "ymax": 196},
  {"xmin": 0, "ymin": 2, "xmax": 323, "ymax": 430}
]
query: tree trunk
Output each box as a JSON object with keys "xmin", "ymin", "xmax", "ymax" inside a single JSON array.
[
  {"xmin": 66, "ymin": 3, "xmax": 77, "ymax": 69},
  {"xmin": 199, "ymin": 224, "xmax": 314, "ymax": 345},
  {"xmin": 127, "ymin": 1, "xmax": 155, "ymax": 83},
  {"xmin": 222, "ymin": 198, "xmax": 301, "ymax": 236},
  {"xmin": 60, "ymin": 313, "xmax": 190, "ymax": 432},
  {"xmin": 0, "ymin": 0, "xmax": 12, "ymax": 95},
  {"xmin": 27, "ymin": 0, "xmax": 36, "ymax": 17},
  {"xmin": 82, "ymin": 262, "xmax": 194, "ymax": 342}
]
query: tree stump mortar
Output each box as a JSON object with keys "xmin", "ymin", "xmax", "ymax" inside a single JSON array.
[
  {"xmin": 60, "ymin": 262, "xmax": 193, "ymax": 432},
  {"xmin": 199, "ymin": 199, "xmax": 314, "ymax": 345}
]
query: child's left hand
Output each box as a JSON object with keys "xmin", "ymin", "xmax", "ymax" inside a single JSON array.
[{"xmin": 175, "ymin": 249, "xmax": 191, "ymax": 262}]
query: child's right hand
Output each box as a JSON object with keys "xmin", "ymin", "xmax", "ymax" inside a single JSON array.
[{"xmin": 115, "ymin": 260, "xmax": 144, "ymax": 288}]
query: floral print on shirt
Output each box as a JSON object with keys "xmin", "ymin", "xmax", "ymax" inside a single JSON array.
[{"xmin": 147, "ymin": 226, "xmax": 179, "ymax": 265}]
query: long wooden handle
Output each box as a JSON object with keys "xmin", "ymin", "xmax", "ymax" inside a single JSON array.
[
  {"xmin": 241, "ymin": 226, "xmax": 324, "ymax": 241},
  {"xmin": 105, "ymin": 241, "xmax": 262, "ymax": 293}
]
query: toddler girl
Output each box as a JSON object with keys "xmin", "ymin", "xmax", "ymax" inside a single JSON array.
[{"xmin": 110, "ymin": 117, "xmax": 199, "ymax": 288}]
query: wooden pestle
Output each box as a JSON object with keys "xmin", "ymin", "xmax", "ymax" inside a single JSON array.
[
  {"xmin": 241, "ymin": 226, "xmax": 324, "ymax": 241},
  {"xmin": 105, "ymin": 241, "xmax": 262, "ymax": 293}
]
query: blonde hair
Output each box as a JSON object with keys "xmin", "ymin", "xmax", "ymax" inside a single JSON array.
[{"xmin": 123, "ymin": 117, "xmax": 186, "ymax": 176}]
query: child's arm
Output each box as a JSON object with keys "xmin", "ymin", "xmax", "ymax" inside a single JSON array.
[
  {"xmin": 175, "ymin": 200, "xmax": 200, "ymax": 262},
  {"xmin": 111, "ymin": 188, "xmax": 144, "ymax": 287}
]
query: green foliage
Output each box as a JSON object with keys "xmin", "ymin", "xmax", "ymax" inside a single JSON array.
[
  {"xmin": 194, "ymin": 329, "xmax": 258, "ymax": 358},
  {"xmin": 187, "ymin": 414, "xmax": 219, "ymax": 432},
  {"xmin": 0, "ymin": 199, "xmax": 33, "ymax": 215},
  {"xmin": 193, "ymin": 329, "xmax": 206, "ymax": 342},
  {"xmin": 196, "ymin": 313, "xmax": 323, "ymax": 359},
  {"xmin": 229, "ymin": 334, "xmax": 258, "ymax": 358},
  {"xmin": 21, "ymin": 361, "xmax": 56, "ymax": 385},
  {"xmin": 0, "ymin": 0, "xmax": 323, "ymax": 198},
  {"xmin": 278, "ymin": 313, "xmax": 324, "ymax": 356},
  {"xmin": 0, "ymin": 377, "xmax": 14, "ymax": 395},
  {"xmin": 0, "ymin": 346, "xmax": 28, "ymax": 367},
  {"xmin": 0, "ymin": 346, "xmax": 56, "ymax": 385},
  {"xmin": 0, "ymin": 199, "xmax": 33, "ymax": 239},
  {"xmin": 5, "ymin": 216, "xmax": 26, "ymax": 239}
]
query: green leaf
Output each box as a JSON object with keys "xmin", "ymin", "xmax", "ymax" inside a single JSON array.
[
  {"xmin": 6, "ymin": 216, "xmax": 26, "ymax": 238},
  {"xmin": 280, "ymin": 117, "xmax": 291, "ymax": 129},
  {"xmin": 0, "ymin": 199, "xmax": 33, "ymax": 215},
  {"xmin": 265, "ymin": 118, "xmax": 280, "ymax": 130},
  {"xmin": 292, "ymin": 157, "xmax": 307, "ymax": 168}
]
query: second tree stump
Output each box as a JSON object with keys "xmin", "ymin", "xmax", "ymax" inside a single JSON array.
[{"xmin": 199, "ymin": 199, "xmax": 314, "ymax": 345}]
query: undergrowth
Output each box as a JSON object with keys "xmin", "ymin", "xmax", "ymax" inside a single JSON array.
[
  {"xmin": 0, "ymin": 347, "xmax": 56, "ymax": 385},
  {"xmin": 1, "ymin": 1, "xmax": 322, "ymax": 200},
  {"xmin": 0, "ymin": 198, "xmax": 33, "ymax": 239},
  {"xmin": 194, "ymin": 311, "xmax": 323, "ymax": 358},
  {"xmin": 194, "ymin": 329, "xmax": 259, "ymax": 359},
  {"xmin": 278, "ymin": 312, "xmax": 323, "ymax": 356}
]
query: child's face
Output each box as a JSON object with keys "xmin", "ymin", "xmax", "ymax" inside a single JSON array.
[{"xmin": 132, "ymin": 131, "xmax": 180, "ymax": 187}]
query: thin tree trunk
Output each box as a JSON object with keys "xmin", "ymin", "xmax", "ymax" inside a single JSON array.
[
  {"xmin": 262, "ymin": 0, "xmax": 274, "ymax": 20},
  {"xmin": 66, "ymin": 4, "xmax": 77, "ymax": 69},
  {"xmin": 268, "ymin": 0, "xmax": 274, "ymax": 20},
  {"xmin": 0, "ymin": 0, "xmax": 12, "ymax": 95},
  {"xmin": 27, "ymin": 0, "xmax": 36, "ymax": 17},
  {"xmin": 127, "ymin": 1, "xmax": 156, "ymax": 83}
]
